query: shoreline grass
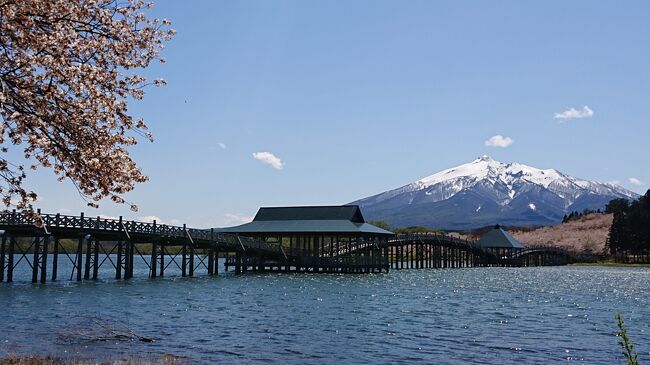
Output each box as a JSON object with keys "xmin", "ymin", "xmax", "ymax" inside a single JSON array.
[{"xmin": 0, "ymin": 354, "xmax": 189, "ymax": 365}]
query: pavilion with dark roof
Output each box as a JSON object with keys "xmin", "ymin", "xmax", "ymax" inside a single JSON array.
[
  {"xmin": 477, "ymin": 224, "xmax": 525, "ymax": 257},
  {"xmin": 218, "ymin": 205, "xmax": 393, "ymax": 273}
]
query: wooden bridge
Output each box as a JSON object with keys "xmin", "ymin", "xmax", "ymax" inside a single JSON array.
[
  {"xmin": 0, "ymin": 211, "xmax": 580, "ymax": 283},
  {"xmin": 386, "ymin": 233, "xmax": 576, "ymax": 269}
]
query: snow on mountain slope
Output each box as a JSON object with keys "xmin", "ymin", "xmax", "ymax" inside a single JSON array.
[{"xmin": 352, "ymin": 156, "xmax": 638, "ymax": 230}]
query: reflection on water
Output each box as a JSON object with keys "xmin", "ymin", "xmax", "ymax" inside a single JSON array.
[{"xmin": 1, "ymin": 265, "xmax": 649, "ymax": 364}]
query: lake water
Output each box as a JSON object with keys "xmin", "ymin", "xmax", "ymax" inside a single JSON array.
[{"xmin": 1, "ymin": 263, "xmax": 649, "ymax": 364}]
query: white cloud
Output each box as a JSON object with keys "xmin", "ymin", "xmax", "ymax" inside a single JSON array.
[
  {"xmin": 223, "ymin": 213, "xmax": 254, "ymax": 226},
  {"xmin": 554, "ymin": 105, "xmax": 594, "ymax": 121},
  {"xmin": 607, "ymin": 180, "xmax": 621, "ymax": 186},
  {"xmin": 218, "ymin": 142, "xmax": 226, "ymax": 150},
  {"xmin": 168, "ymin": 219, "xmax": 182, "ymax": 226},
  {"xmin": 138, "ymin": 215, "xmax": 162, "ymax": 223},
  {"xmin": 137, "ymin": 215, "xmax": 183, "ymax": 226},
  {"xmin": 628, "ymin": 177, "xmax": 643, "ymax": 186},
  {"xmin": 98, "ymin": 214, "xmax": 119, "ymax": 220},
  {"xmin": 252, "ymin": 151, "xmax": 285, "ymax": 170},
  {"xmin": 484, "ymin": 135, "xmax": 514, "ymax": 148}
]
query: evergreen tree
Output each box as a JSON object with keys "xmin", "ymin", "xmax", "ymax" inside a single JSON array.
[
  {"xmin": 607, "ymin": 191, "xmax": 650, "ymax": 261},
  {"xmin": 607, "ymin": 198, "xmax": 630, "ymax": 257}
]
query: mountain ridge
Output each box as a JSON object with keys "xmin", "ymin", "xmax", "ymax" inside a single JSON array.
[{"xmin": 351, "ymin": 156, "xmax": 638, "ymax": 230}]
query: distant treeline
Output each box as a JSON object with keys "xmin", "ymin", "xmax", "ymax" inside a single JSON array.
[
  {"xmin": 606, "ymin": 189, "xmax": 650, "ymax": 263},
  {"xmin": 369, "ymin": 220, "xmax": 444, "ymax": 235},
  {"xmin": 562, "ymin": 208, "xmax": 604, "ymax": 223}
]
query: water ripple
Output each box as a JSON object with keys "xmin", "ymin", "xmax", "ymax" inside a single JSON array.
[{"xmin": 0, "ymin": 266, "xmax": 649, "ymax": 364}]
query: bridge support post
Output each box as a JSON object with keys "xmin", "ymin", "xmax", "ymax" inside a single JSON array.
[
  {"xmin": 75, "ymin": 236, "xmax": 83, "ymax": 281},
  {"xmin": 181, "ymin": 244, "xmax": 187, "ymax": 277},
  {"xmin": 441, "ymin": 246, "xmax": 445, "ymax": 268},
  {"xmin": 92, "ymin": 239, "xmax": 99, "ymax": 280},
  {"xmin": 208, "ymin": 247, "xmax": 214, "ymax": 275},
  {"xmin": 151, "ymin": 223, "xmax": 158, "ymax": 278},
  {"xmin": 32, "ymin": 236, "xmax": 40, "ymax": 283},
  {"xmin": 406, "ymin": 244, "xmax": 410, "ymax": 269},
  {"xmin": 384, "ymin": 245, "xmax": 389, "ymax": 273},
  {"xmin": 450, "ymin": 248, "xmax": 454, "ymax": 268},
  {"xmin": 412, "ymin": 244, "xmax": 416, "ymax": 269},
  {"xmin": 6, "ymin": 237, "xmax": 14, "ymax": 282},
  {"xmin": 84, "ymin": 236, "xmax": 92, "ymax": 280},
  {"xmin": 450, "ymin": 247, "xmax": 454, "ymax": 268},
  {"xmin": 41, "ymin": 236, "xmax": 49, "ymax": 284},
  {"xmin": 159, "ymin": 244, "xmax": 165, "ymax": 277},
  {"xmin": 188, "ymin": 241, "xmax": 194, "ymax": 277},
  {"xmin": 116, "ymin": 240, "xmax": 123, "ymax": 279},
  {"xmin": 0, "ymin": 235, "xmax": 5, "ymax": 282},
  {"xmin": 150, "ymin": 241, "xmax": 158, "ymax": 278},
  {"xmin": 424, "ymin": 244, "xmax": 428, "ymax": 269},
  {"xmin": 426, "ymin": 243, "xmax": 430, "ymax": 268},
  {"xmin": 424, "ymin": 243, "xmax": 428, "ymax": 268},
  {"xmin": 405, "ymin": 244, "xmax": 409, "ymax": 269},
  {"xmin": 52, "ymin": 238, "xmax": 59, "ymax": 281},
  {"xmin": 451, "ymin": 247, "xmax": 458, "ymax": 269},
  {"xmin": 124, "ymin": 241, "xmax": 133, "ymax": 279}
]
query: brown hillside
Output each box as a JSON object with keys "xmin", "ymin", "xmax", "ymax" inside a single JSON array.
[{"xmin": 510, "ymin": 213, "xmax": 612, "ymax": 254}]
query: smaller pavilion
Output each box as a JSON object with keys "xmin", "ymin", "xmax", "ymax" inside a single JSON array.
[
  {"xmin": 477, "ymin": 224, "xmax": 525, "ymax": 258},
  {"xmin": 218, "ymin": 205, "xmax": 394, "ymax": 273}
]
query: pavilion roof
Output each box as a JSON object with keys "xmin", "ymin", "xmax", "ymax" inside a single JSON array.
[
  {"xmin": 217, "ymin": 205, "xmax": 394, "ymax": 237},
  {"xmin": 477, "ymin": 225, "xmax": 525, "ymax": 249}
]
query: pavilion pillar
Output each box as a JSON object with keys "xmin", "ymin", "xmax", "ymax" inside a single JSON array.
[{"xmin": 235, "ymin": 252, "xmax": 242, "ymax": 274}]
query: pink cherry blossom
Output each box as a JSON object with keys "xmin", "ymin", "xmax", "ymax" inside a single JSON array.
[{"xmin": 0, "ymin": 0, "xmax": 174, "ymax": 212}]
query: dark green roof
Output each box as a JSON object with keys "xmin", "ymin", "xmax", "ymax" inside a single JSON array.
[
  {"xmin": 217, "ymin": 205, "xmax": 394, "ymax": 236},
  {"xmin": 477, "ymin": 225, "xmax": 525, "ymax": 249},
  {"xmin": 254, "ymin": 206, "xmax": 365, "ymax": 222}
]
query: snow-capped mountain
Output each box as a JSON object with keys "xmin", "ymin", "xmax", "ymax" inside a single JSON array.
[{"xmin": 352, "ymin": 156, "xmax": 639, "ymax": 230}]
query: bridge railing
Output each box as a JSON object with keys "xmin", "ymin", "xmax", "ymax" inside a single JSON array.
[
  {"xmin": 391, "ymin": 233, "xmax": 480, "ymax": 250},
  {"xmin": 0, "ymin": 211, "xmax": 281, "ymax": 255},
  {"xmin": 328, "ymin": 238, "xmax": 380, "ymax": 257}
]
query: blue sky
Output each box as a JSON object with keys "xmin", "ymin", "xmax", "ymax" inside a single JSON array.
[{"xmin": 28, "ymin": 1, "xmax": 650, "ymax": 227}]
